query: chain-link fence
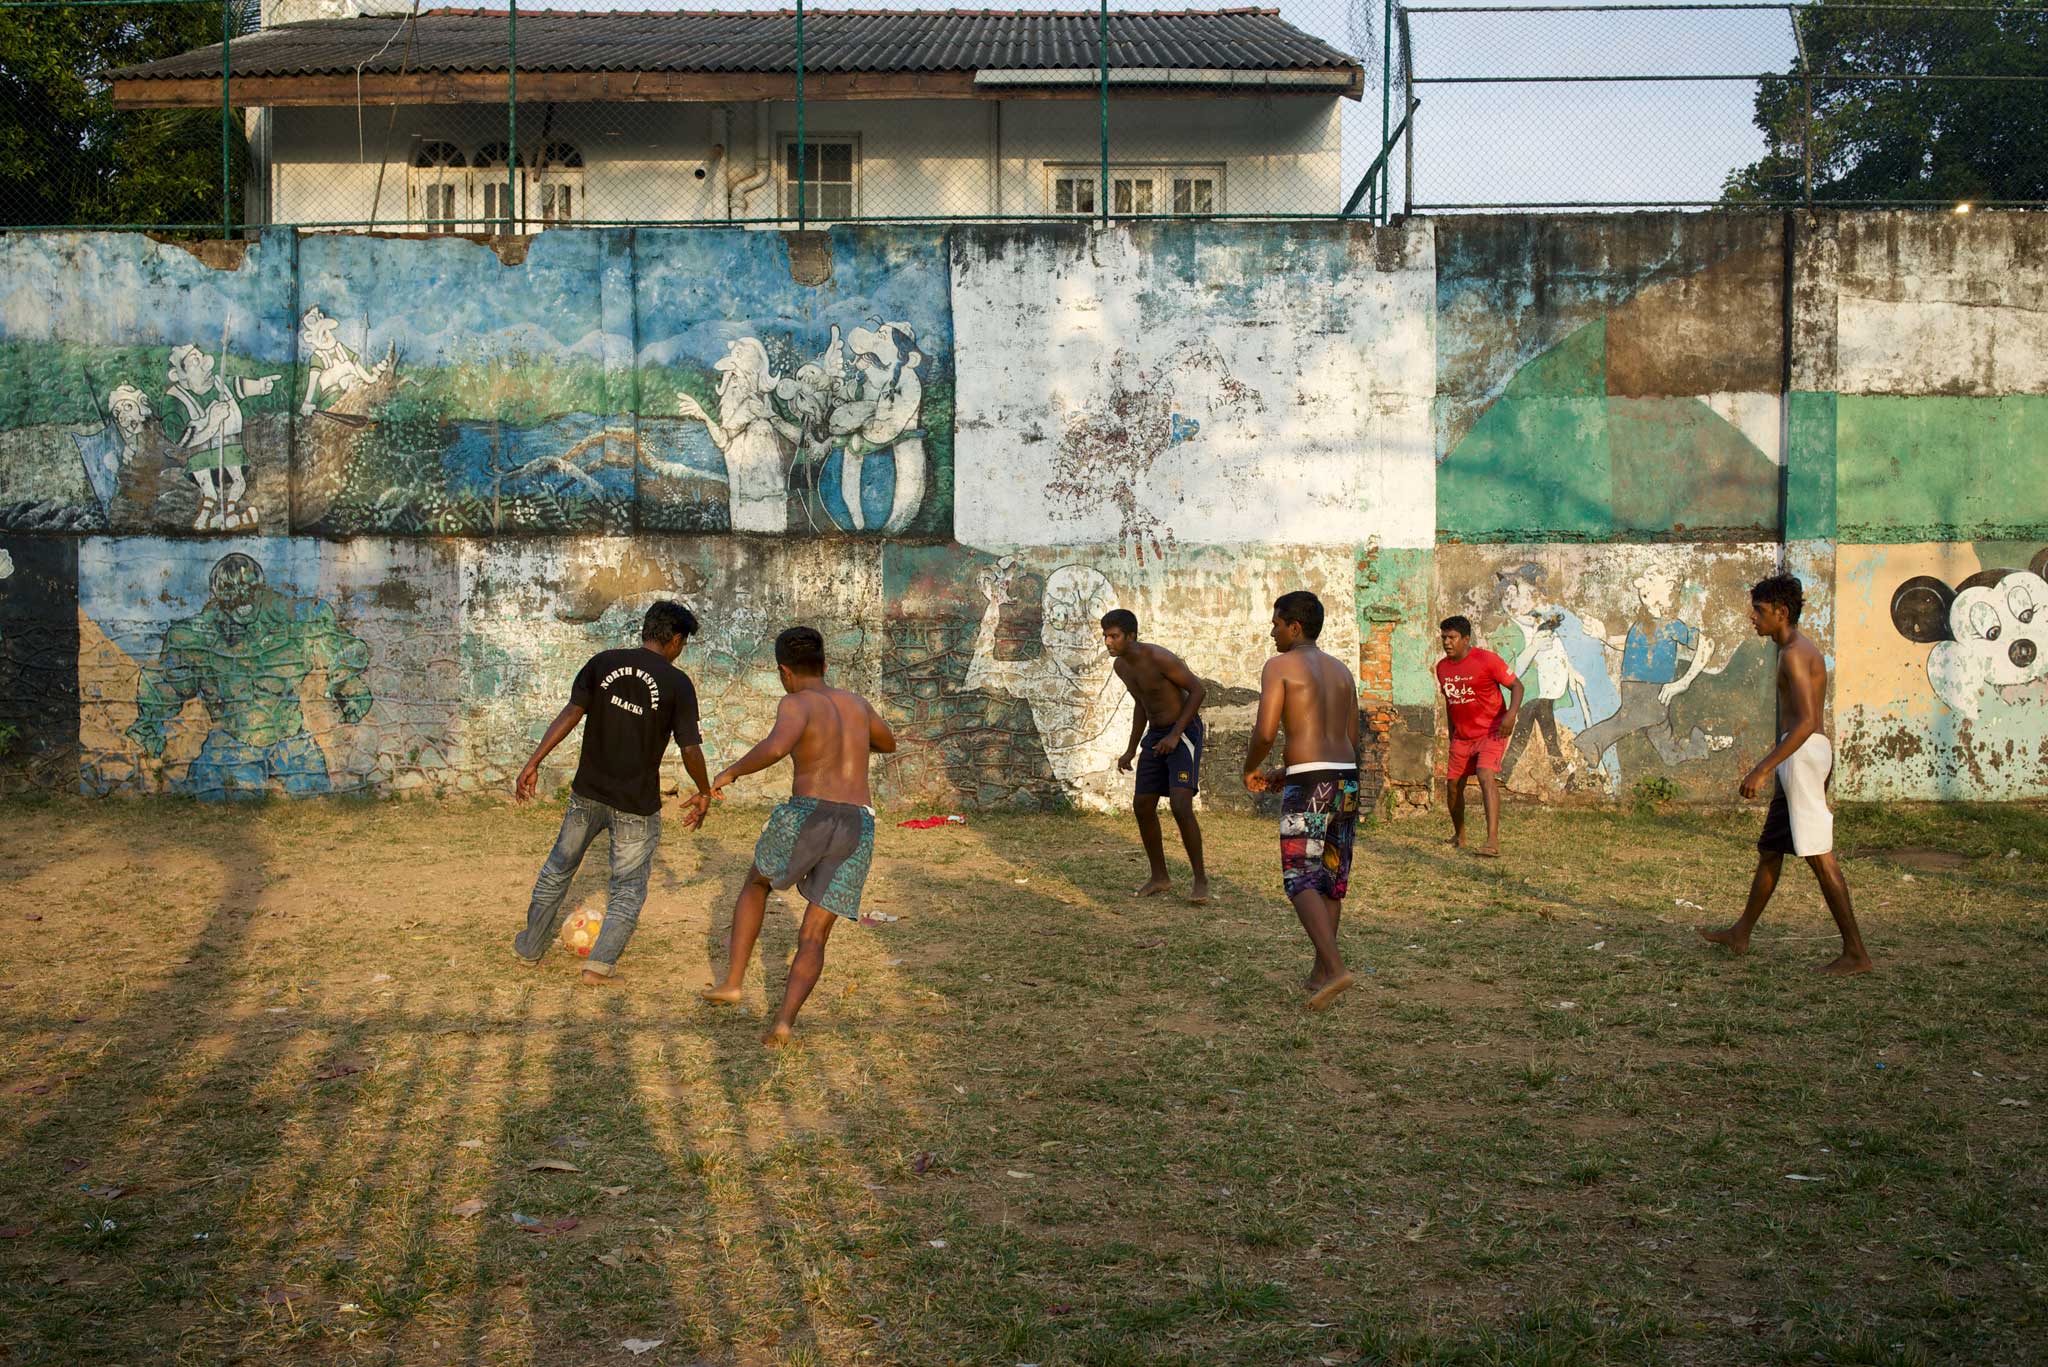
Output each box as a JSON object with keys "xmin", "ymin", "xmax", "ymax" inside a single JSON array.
[
  {"xmin": 1401, "ymin": 1, "xmax": 2048, "ymax": 210},
  {"xmin": 0, "ymin": 0, "xmax": 2041, "ymax": 232}
]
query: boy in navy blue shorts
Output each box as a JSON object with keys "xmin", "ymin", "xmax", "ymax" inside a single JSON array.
[{"xmin": 1102, "ymin": 609, "xmax": 1209, "ymax": 903}]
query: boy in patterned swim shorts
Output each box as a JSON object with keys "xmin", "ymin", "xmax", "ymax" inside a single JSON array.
[
  {"xmin": 1243, "ymin": 591, "xmax": 1364, "ymax": 1011},
  {"xmin": 700, "ymin": 627, "xmax": 899, "ymax": 1045}
]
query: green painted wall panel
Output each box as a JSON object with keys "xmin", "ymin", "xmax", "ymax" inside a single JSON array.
[
  {"xmin": 1837, "ymin": 395, "xmax": 2048, "ymax": 542},
  {"xmin": 1609, "ymin": 397, "xmax": 1778, "ymax": 536},
  {"xmin": 1785, "ymin": 391, "xmax": 1836, "ymax": 542}
]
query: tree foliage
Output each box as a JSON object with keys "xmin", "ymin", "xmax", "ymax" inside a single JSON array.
[
  {"xmin": 0, "ymin": 0, "xmax": 253, "ymax": 227},
  {"xmin": 1725, "ymin": 1, "xmax": 2048, "ymax": 205}
]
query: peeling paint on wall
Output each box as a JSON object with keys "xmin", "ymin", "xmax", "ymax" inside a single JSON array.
[
  {"xmin": 950, "ymin": 222, "xmax": 1435, "ymax": 552},
  {"xmin": 78, "ymin": 537, "xmax": 461, "ymax": 798},
  {"xmin": 1433, "ymin": 544, "xmax": 1800, "ymax": 801},
  {"xmin": 882, "ymin": 542, "xmax": 1360, "ymax": 811}
]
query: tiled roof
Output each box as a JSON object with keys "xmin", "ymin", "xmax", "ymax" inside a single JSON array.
[{"xmin": 112, "ymin": 8, "xmax": 1359, "ymax": 81}]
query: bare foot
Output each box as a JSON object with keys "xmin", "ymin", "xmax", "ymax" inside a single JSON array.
[
  {"xmin": 1698, "ymin": 925, "xmax": 1750, "ymax": 955},
  {"xmin": 1188, "ymin": 876, "xmax": 1210, "ymax": 905},
  {"xmin": 762, "ymin": 1023, "xmax": 794, "ymax": 1048},
  {"xmin": 1472, "ymin": 843, "xmax": 1500, "ymax": 858},
  {"xmin": 699, "ymin": 984, "xmax": 743, "ymax": 1005},
  {"xmin": 1817, "ymin": 952, "xmax": 1874, "ymax": 977},
  {"xmin": 579, "ymin": 969, "xmax": 615, "ymax": 987},
  {"xmin": 1133, "ymin": 877, "xmax": 1172, "ymax": 898},
  {"xmin": 1306, "ymin": 972, "xmax": 1355, "ymax": 1011},
  {"xmin": 1449, "ymin": 832, "xmax": 1465, "ymax": 849}
]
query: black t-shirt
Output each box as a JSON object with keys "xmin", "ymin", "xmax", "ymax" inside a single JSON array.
[{"xmin": 568, "ymin": 647, "xmax": 703, "ymax": 816}]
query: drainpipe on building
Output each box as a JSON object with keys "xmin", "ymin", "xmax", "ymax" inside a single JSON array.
[{"xmin": 729, "ymin": 104, "xmax": 774, "ymax": 222}]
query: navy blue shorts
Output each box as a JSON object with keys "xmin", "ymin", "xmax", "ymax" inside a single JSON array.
[{"xmin": 1135, "ymin": 718, "xmax": 1204, "ymax": 797}]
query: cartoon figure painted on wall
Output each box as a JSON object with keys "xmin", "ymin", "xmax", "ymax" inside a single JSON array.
[
  {"xmin": 298, "ymin": 306, "xmax": 387, "ymax": 417},
  {"xmin": 125, "ymin": 552, "xmax": 373, "ymax": 800},
  {"xmin": 1891, "ymin": 549, "xmax": 2048, "ymax": 720},
  {"xmin": 69, "ymin": 383, "xmax": 154, "ymax": 520},
  {"xmin": 1574, "ymin": 567, "xmax": 1735, "ymax": 767},
  {"xmin": 963, "ymin": 559, "xmax": 1125, "ymax": 805},
  {"xmin": 673, "ymin": 319, "xmax": 928, "ymax": 535},
  {"xmin": 163, "ymin": 343, "xmax": 282, "ymax": 532},
  {"xmin": 1490, "ymin": 563, "xmax": 1593, "ymax": 788}
]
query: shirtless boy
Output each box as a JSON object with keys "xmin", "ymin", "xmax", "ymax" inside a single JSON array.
[
  {"xmin": 1243, "ymin": 591, "xmax": 1363, "ymax": 1010},
  {"xmin": 1102, "ymin": 609, "xmax": 1210, "ymax": 903},
  {"xmin": 1699, "ymin": 574, "xmax": 1873, "ymax": 976},
  {"xmin": 1435, "ymin": 615, "xmax": 1524, "ymax": 857},
  {"xmin": 700, "ymin": 627, "xmax": 899, "ymax": 1043}
]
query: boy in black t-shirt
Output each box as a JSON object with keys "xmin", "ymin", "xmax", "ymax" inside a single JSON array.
[{"xmin": 513, "ymin": 601, "xmax": 712, "ymax": 984}]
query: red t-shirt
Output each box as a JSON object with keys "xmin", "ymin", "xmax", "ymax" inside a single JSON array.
[{"xmin": 1435, "ymin": 647, "xmax": 1518, "ymax": 741}]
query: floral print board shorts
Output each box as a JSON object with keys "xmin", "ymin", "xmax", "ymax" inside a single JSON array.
[{"xmin": 1279, "ymin": 769, "xmax": 1362, "ymax": 901}]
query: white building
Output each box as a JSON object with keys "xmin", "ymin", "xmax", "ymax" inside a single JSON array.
[{"xmin": 111, "ymin": 5, "xmax": 1364, "ymax": 228}]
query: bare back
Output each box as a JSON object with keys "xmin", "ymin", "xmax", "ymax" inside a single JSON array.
[
  {"xmin": 785, "ymin": 685, "xmax": 887, "ymax": 806},
  {"xmin": 1270, "ymin": 646, "xmax": 1360, "ymax": 767}
]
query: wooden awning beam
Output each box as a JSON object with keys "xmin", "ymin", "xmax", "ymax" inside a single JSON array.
[{"xmin": 112, "ymin": 66, "xmax": 1362, "ymax": 110}]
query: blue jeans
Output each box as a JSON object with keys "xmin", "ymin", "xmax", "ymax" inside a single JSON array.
[{"xmin": 514, "ymin": 794, "xmax": 661, "ymax": 975}]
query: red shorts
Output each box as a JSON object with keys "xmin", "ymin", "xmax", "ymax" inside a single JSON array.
[{"xmin": 1447, "ymin": 732, "xmax": 1508, "ymax": 781}]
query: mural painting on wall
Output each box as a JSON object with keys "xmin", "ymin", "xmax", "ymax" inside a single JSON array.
[
  {"xmin": 635, "ymin": 229, "xmax": 953, "ymax": 536},
  {"xmin": 1438, "ymin": 546, "xmax": 1785, "ymax": 799},
  {"xmin": 78, "ymin": 538, "xmax": 461, "ymax": 799},
  {"xmin": 0, "ymin": 233, "xmax": 295, "ymax": 533},
  {"xmin": 951, "ymin": 223, "xmax": 1435, "ymax": 555},
  {"xmin": 883, "ymin": 544, "xmax": 1360, "ymax": 811},
  {"xmin": 1891, "ymin": 550, "xmax": 2048, "ymax": 720},
  {"xmin": 1433, "ymin": 217, "xmax": 1784, "ymax": 541},
  {"xmin": 1830, "ymin": 543, "xmax": 2047, "ymax": 800},
  {"xmin": 0, "ymin": 538, "xmax": 81, "ymax": 793},
  {"xmin": 457, "ymin": 538, "xmax": 883, "ymax": 797},
  {"xmin": 294, "ymin": 232, "xmax": 632, "ymax": 535}
]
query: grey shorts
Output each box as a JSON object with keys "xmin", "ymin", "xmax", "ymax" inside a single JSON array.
[{"xmin": 752, "ymin": 797, "xmax": 876, "ymax": 921}]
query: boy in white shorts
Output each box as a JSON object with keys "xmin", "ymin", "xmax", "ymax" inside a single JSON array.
[{"xmin": 1699, "ymin": 574, "xmax": 1873, "ymax": 976}]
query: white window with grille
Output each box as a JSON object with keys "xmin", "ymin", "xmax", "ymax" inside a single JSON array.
[
  {"xmin": 409, "ymin": 141, "xmax": 467, "ymax": 232},
  {"xmin": 472, "ymin": 143, "xmax": 522, "ymax": 229},
  {"xmin": 530, "ymin": 143, "xmax": 584, "ymax": 226},
  {"xmin": 1046, "ymin": 164, "xmax": 1223, "ymax": 217},
  {"xmin": 1050, "ymin": 171, "xmax": 1097, "ymax": 217},
  {"xmin": 781, "ymin": 136, "xmax": 858, "ymax": 221}
]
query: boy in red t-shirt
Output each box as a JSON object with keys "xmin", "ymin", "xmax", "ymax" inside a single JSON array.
[{"xmin": 1435, "ymin": 615, "xmax": 1524, "ymax": 857}]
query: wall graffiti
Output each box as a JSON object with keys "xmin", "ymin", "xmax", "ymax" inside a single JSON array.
[
  {"xmin": 0, "ymin": 232, "xmax": 295, "ymax": 534},
  {"xmin": 0, "ymin": 215, "xmax": 2040, "ymax": 807},
  {"xmin": 294, "ymin": 232, "xmax": 632, "ymax": 535},
  {"xmin": 79, "ymin": 538, "xmax": 460, "ymax": 799},
  {"xmin": 1437, "ymin": 545, "xmax": 1782, "ymax": 800},
  {"xmin": 884, "ymin": 544, "xmax": 1360, "ymax": 811},
  {"xmin": 635, "ymin": 229, "xmax": 953, "ymax": 537},
  {"xmin": 952, "ymin": 222, "xmax": 1435, "ymax": 553}
]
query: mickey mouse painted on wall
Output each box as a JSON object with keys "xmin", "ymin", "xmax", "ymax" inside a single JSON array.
[{"xmin": 1891, "ymin": 550, "xmax": 2048, "ymax": 720}]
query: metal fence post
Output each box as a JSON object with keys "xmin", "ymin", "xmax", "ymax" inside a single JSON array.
[
  {"xmin": 1790, "ymin": 4, "xmax": 1812, "ymax": 210},
  {"xmin": 1099, "ymin": 0, "xmax": 1109, "ymax": 226},
  {"xmin": 220, "ymin": 0, "xmax": 231, "ymax": 237},
  {"xmin": 1379, "ymin": 0, "xmax": 1392, "ymax": 223},
  {"xmin": 1399, "ymin": 6, "xmax": 1414, "ymax": 216},
  {"xmin": 508, "ymin": 0, "xmax": 518, "ymax": 230},
  {"xmin": 795, "ymin": 0, "xmax": 806, "ymax": 227}
]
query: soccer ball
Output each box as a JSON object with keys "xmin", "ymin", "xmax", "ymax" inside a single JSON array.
[{"xmin": 559, "ymin": 901, "xmax": 605, "ymax": 958}]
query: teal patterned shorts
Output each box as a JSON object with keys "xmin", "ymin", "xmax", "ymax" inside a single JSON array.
[{"xmin": 753, "ymin": 797, "xmax": 875, "ymax": 921}]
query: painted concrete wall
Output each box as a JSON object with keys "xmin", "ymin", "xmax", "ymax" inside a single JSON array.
[{"xmin": 0, "ymin": 214, "xmax": 2041, "ymax": 809}]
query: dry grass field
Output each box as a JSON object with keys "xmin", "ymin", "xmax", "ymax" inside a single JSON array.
[{"xmin": 0, "ymin": 795, "xmax": 2042, "ymax": 1366}]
